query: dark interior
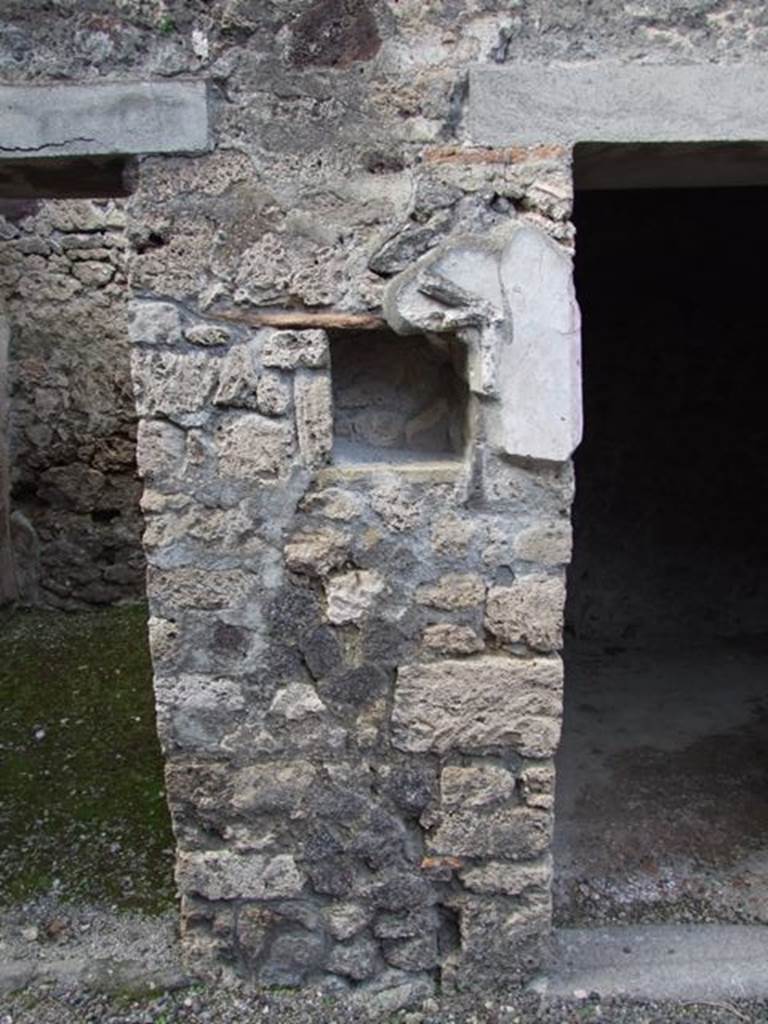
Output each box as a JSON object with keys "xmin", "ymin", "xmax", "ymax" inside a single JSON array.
[{"xmin": 556, "ymin": 184, "xmax": 768, "ymax": 926}]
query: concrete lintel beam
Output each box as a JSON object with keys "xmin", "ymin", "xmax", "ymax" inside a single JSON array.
[
  {"xmin": 469, "ymin": 64, "xmax": 768, "ymax": 146},
  {"xmin": 0, "ymin": 80, "xmax": 210, "ymax": 160}
]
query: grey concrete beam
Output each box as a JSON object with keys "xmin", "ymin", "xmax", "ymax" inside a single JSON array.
[
  {"xmin": 0, "ymin": 81, "xmax": 210, "ymax": 159},
  {"xmin": 469, "ymin": 64, "xmax": 768, "ymax": 146}
]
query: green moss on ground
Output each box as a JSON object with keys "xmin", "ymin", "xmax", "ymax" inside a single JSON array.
[{"xmin": 0, "ymin": 603, "xmax": 176, "ymax": 913}]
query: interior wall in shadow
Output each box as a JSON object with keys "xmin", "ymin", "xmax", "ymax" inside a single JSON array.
[{"xmin": 567, "ymin": 187, "xmax": 768, "ymax": 645}]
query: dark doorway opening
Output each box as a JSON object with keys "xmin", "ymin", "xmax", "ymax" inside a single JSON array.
[{"xmin": 556, "ymin": 183, "xmax": 768, "ymax": 926}]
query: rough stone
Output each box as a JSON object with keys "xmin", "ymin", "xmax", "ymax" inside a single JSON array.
[
  {"xmin": 262, "ymin": 329, "xmax": 329, "ymax": 369},
  {"xmin": 485, "ymin": 575, "xmax": 565, "ymax": 653},
  {"xmin": 428, "ymin": 805, "xmax": 550, "ymax": 860},
  {"xmin": 440, "ymin": 764, "xmax": 517, "ymax": 810},
  {"xmin": 459, "ymin": 859, "xmax": 551, "ymax": 896},
  {"xmin": 392, "ymin": 655, "xmax": 562, "ymax": 757},
  {"xmin": 325, "ymin": 569, "xmax": 385, "ymax": 624},
  {"xmin": 294, "ymin": 372, "xmax": 333, "ymax": 468},
  {"xmin": 327, "ymin": 934, "xmax": 380, "ymax": 981},
  {"xmin": 416, "ymin": 572, "xmax": 486, "ymax": 610},
  {"xmin": 324, "ymin": 903, "xmax": 371, "ymax": 941},
  {"xmin": 422, "ymin": 623, "xmax": 484, "ymax": 655},
  {"xmin": 269, "ymin": 682, "xmax": 326, "ymax": 721},
  {"xmin": 232, "ymin": 762, "xmax": 317, "ymax": 815},
  {"xmin": 284, "ymin": 527, "xmax": 348, "ymax": 577},
  {"xmin": 129, "ymin": 301, "xmax": 182, "ymax": 346},
  {"xmin": 215, "ymin": 414, "xmax": 294, "ymax": 479},
  {"xmin": 514, "ymin": 520, "xmax": 572, "ymax": 565},
  {"xmin": 176, "ymin": 851, "xmax": 304, "ymax": 901},
  {"xmin": 213, "ymin": 345, "xmax": 260, "ymax": 409},
  {"xmin": 257, "ymin": 371, "xmax": 291, "ymax": 416}
]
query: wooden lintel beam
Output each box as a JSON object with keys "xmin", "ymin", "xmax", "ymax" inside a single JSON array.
[{"xmin": 211, "ymin": 309, "xmax": 387, "ymax": 331}]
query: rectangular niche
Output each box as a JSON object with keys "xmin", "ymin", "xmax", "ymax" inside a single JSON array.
[{"xmin": 329, "ymin": 329, "xmax": 468, "ymax": 466}]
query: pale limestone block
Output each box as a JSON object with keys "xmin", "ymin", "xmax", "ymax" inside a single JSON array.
[
  {"xmin": 213, "ymin": 344, "xmax": 260, "ymax": 408},
  {"xmin": 132, "ymin": 349, "xmax": 217, "ymax": 424},
  {"xmin": 129, "ymin": 300, "xmax": 182, "ymax": 346},
  {"xmin": 294, "ymin": 372, "xmax": 333, "ymax": 468},
  {"xmin": 326, "ymin": 569, "xmax": 385, "ymax": 624},
  {"xmin": 421, "ymin": 623, "xmax": 484, "ymax": 655},
  {"xmin": 269, "ymin": 682, "xmax": 326, "ymax": 721},
  {"xmin": 392, "ymin": 655, "xmax": 562, "ymax": 757},
  {"xmin": 416, "ymin": 572, "xmax": 486, "ymax": 610},
  {"xmin": 262, "ymin": 328, "xmax": 329, "ymax": 369},
  {"xmin": 176, "ymin": 850, "xmax": 304, "ymax": 901},
  {"xmin": 284, "ymin": 526, "xmax": 348, "ymax": 577},
  {"xmin": 428, "ymin": 805, "xmax": 550, "ymax": 859},
  {"xmin": 494, "ymin": 225, "xmax": 582, "ymax": 462},
  {"xmin": 215, "ymin": 414, "xmax": 294, "ymax": 479},
  {"xmin": 155, "ymin": 674, "xmax": 245, "ymax": 715},
  {"xmin": 256, "ymin": 371, "xmax": 291, "ymax": 416},
  {"xmin": 459, "ymin": 859, "xmax": 551, "ymax": 896},
  {"xmin": 440, "ymin": 764, "xmax": 517, "ymax": 810},
  {"xmin": 485, "ymin": 575, "xmax": 565, "ymax": 652},
  {"xmin": 135, "ymin": 418, "xmax": 185, "ymax": 480},
  {"xmin": 514, "ymin": 521, "xmax": 572, "ymax": 565}
]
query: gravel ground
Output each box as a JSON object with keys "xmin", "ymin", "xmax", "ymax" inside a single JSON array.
[{"xmin": 4, "ymin": 982, "xmax": 768, "ymax": 1024}]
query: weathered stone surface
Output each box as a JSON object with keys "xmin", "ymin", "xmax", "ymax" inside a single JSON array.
[
  {"xmin": 176, "ymin": 850, "xmax": 304, "ymax": 901},
  {"xmin": 422, "ymin": 623, "xmax": 484, "ymax": 655},
  {"xmin": 382, "ymin": 933, "xmax": 438, "ymax": 971},
  {"xmin": 129, "ymin": 301, "xmax": 182, "ymax": 347},
  {"xmin": 514, "ymin": 521, "xmax": 572, "ymax": 565},
  {"xmin": 135, "ymin": 420, "xmax": 185, "ymax": 481},
  {"xmin": 454, "ymin": 895, "xmax": 550, "ymax": 988},
  {"xmin": 132, "ymin": 349, "xmax": 217, "ymax": 424},
  {"xmin": 213, "ymin": 345, "xmax": 260, "ymax": 409},
  {"xmin": 299, "ymin": 486, "xmax": 364, "ymax": 522},
  {"xmin": 485, "ymin": 575, "xmax": 565, "ymax": 653},
  {"xmin": 324, "ymin": 903, "xmax": 370, "ymax": 941},
  {"xmin": 429, "ymin": 805, "xmax": 550, "ymax": 860},
  {"xmin": 459, "ymin": 859, "xmax": 551, "ymax": 896},
  {"xmin": 149, "ymin": 567, "xmax": 256, "ymax": 611},
  {"xmin": 327, "ymin": 934, "xmax": 380, "ymax": 981},
  {"xmin": 294, "ymin": 372, "xmax": 333, "ymax": 468},
  {"xmin": 185, "ymin": 323, "xmax": 232, "ymax": 347},
  {"xmin": 285, "ymin": 527, "xmax": 348, "ymax": 577},
  {"xmin": 256, "ymin": 928, "xmax": 326, "ymax": 987},
  {"xmin": 262, "ymin": 329, "xmax": 329, "ymax": 369},
  {"xmin": 440, "ymin": 764, "xmax": 517, "ymax": 810},
  {"xmin": 257, "ymin": 371, "xmax": 291, "ymax": 416},
  {"xmin": 392, "ymin": 655, "xmax": 562, "ymax": 757},
  {"xmin": 215, "ymin": 414, "xmax": 294, "ymax": 479},
  {"xmin": 325, "ymin": 569, "xmax": 385, "ymax": 624},
  {"xmin": 519, "ymin": 763, "xmax": 556, "ymax": 810},
  {"xmin": 416, "ymin": 572, "xmax": 486, "ymax": 610},
  {"xmin": 232, "ymin": 761, "xmax": 317, "ymax": 815},
  {"xmin": 269, "ymin": 682, "xmax": 326, "ymax": 721}
]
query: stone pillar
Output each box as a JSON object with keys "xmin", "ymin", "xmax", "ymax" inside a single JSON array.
[{"xmin": 0, "ymin": 298, "xmax": 16, "ymax": 605}]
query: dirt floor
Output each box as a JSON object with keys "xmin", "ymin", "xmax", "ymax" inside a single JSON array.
[{"xmin": 554, "ymin": 638, "xmax": 768, "ymax": 927}]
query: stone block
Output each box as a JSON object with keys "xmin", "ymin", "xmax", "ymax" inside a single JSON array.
[
  {"xmin": 257, "ymin": 371, "xmax": 291, "ymax": 416},
  {"xmin": 269, "ymin": 682, "xmax": 326, "ymax": 721},
  {"xmin": 325, "ymin": 902, "xmax": 370, "ymax": 941},
  {"xmin": 514, "ymin": 521, "xmax": 572, "ymax": 566},
  {"xmin": 485, "ymin": 575, "xmax": 565, "ymax": 652},
  {"xmin": 382, "ymin": 933, "xmax": 438, "ymax": 971},
  {"xmin": 416, "ymin": 572, "xmax": 486, "ymax": 610},
  {"xmin": 391, "ymin": 655, "xmax": 562, "ymax": 757},
  {"xmin": 459, "ymin": 859, "xmax": 551, "ymax": 897},
  {"xmin": 213, "ymin": 345, "xmax": 260, "ymax": 409},
  {"xmin": 428, "ymin": 805, "xmax": 550, "ymax": 860},
  {"xmin": 176, "ymin": 850, "xmax": 304, "ymax": 901},
  {"xmin": 440, "ymin": 764, "xmax": 517, "ymax": 810},
  {"xmin": 327, "ymin": 935, "xmax": 380, "ymax": 981},
  {"xmin": 325, "ymin": 569, "xmax": 385, "ymax": 624},
  {"xmin": 421, "ymin": 623, "xmax": 484, "ymax": 655},
  {"xmin": 215, "ymin": 413, "xmax": 295, "ymax": 479},
  {"xmin": 185, "ymin": 323, "xmax": 232, "ymax": 347},
  {"xmin": 132, "ymin": 349, "xmax": 217, "ymax": 425},
  {"xmin": 262, "ymin": 329, "xmax": 329, "ymax": 369},
  {"xmin": 299, "ymin": 486, "xmax": 364, "ymax": 522},
  {"xmin": 232, "ymin": 761, "xmax": 317, "ymax": 815},
  {"xmin": 295, "ymin": 371, "xmax": 333, "ymax": 468},
  {"xmin": 148, "ymin": 566, "xmax": 256, "ymax": 611},
  {"xmin": 0, "ymin": 81, "xmax": 210, "ymax": 158},
  {"xmin": 135, "ymin": 415, "xmax": 186, "ymax": 479},
  {"xmin": 284, "ymin": 526, "xmax": 348, "ymax": 576},
  {"xmin": 453, "ymin": 895, "xmax": 550, "ymax": 987},
  {"xmin": 129, "ymin": 300, "xmax": 182, "ymax": 346}
]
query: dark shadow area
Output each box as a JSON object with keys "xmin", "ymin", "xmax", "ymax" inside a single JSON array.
[
  {"xmin": 0, "ymin": 156, "xmax": 134, "ymax": 200},
  {"xmin": 556, "ymin": 186, "xmax": 768, "ymax": 926}
]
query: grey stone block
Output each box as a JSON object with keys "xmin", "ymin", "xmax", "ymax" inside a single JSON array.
[{"xmin": 0, "ymin": 81, "xmax": 210, "ymax": 159}]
